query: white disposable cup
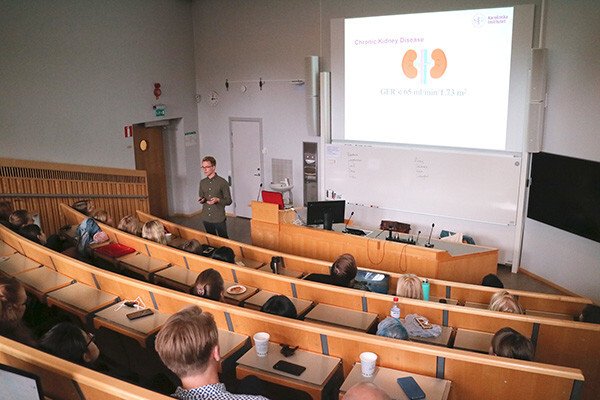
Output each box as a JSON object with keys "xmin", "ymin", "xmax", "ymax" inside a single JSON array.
[
  {"xmin": 253, "ymin": 332, "xmax": 270, "ymax": 357},
  {"xmin": 359, "ymin": 352, "xmax": 378, "ymax": 377}
]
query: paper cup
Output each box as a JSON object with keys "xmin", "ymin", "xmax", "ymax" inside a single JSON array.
[
  {"xmin": 253, "ymin": 332, "xmax": 270, "ymax": 357},
  {"xmin": 359, "ymin": 352, "xmax": 377, "ymax": 377}
]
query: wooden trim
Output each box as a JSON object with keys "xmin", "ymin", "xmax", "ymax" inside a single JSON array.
[{"xmin": 518, "ymin": 267, "xmax": 582, "ymax": 298}]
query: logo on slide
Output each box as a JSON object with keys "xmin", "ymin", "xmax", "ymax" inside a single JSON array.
[{"xmin": 402, "ymin": 48, "xmax": 447, "ymax": 82}]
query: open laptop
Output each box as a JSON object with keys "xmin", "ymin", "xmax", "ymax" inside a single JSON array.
[
  {"xmin": 0, "ymin": 363, "xmax": 45, "ymax": 400},
  {"xmin": 261, "ymin": 190, "xmax": 285, "ymax": 210}
]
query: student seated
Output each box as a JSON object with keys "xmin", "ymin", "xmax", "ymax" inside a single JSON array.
[
  {"xmin": 178, "ymin": 239, "xmax": 202, "ymax": 254},
  {"xmin": 490, "ymin": 327, "xmax": 534, "ymax": 361},
  {"xmin": 72, "ymin": 200, "xmax": 95, "ymax": 216},
  {"xmin": 481, "ymin": 273, "xmax": 504, "ymax": 288},
  {"xmin": 260, "ymin": 295, "xmax": 297, "ymax": 319},
  {"xmin": 142, "ymin": 220, "xmax": 167, "ymax": 245},
  {"xmin": 211, "ymin": 246, "xmax": 235, "ymax": 264},
  {"xmin": 395, "ymin": 273, "xmax": 423, "ymax": 299},
  {"xmin": 190, "ymin": 269, "xmax": 224, "ymax": 302},
  {"xmin": 0, "ymin": 200, "xmax": 14, "ymax": 226},
  {"xmin": 117, "ymin": 215, "xmax": 142, "ymax": 236},
  {"xmin": 8, "ymin": 209, "xmax": 33, "ymax": 232},
  {"xmin": 344, "ymin": 382, "xmax": 391, "ymax": 400},
  {"xmin": 93, "ymin": 210, "xmax": 114, "ymax": 227},
  {"xmin": 19, "ymin": 224, "xmax": 47, "ymax": 245},
  {"xmin": 579, "ymin": 304, "xmax": 600, "ymax": 324},
  {"xmin": 0, "ymin": 276, "xmax": 36, "ymax": 346},
  {"xmin": 304, "ymin": 253, "xmax": 357, "ymax": 288},
  {"xmin": 155, "ymin": 306, "xmax": 269, "ymax": 400},
  {"xmin": 489, "ymin": 290, "xmax": 525, "ymax": 314},
  {"xmin": 39, "ymin": 322, "xmax": 100, "ymax": 365}
]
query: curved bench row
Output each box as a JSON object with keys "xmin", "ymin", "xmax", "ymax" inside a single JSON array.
[
  {"xmin": 58, "ymin": 204, "xmax": 600, "ymax": 400},
  {"xmin": 0, "ymin": 220, "xmax": 587, "ymax": 400},
  {"xmin": 134, "ymin": 209, "xmax": 592, "ymax": 318}
]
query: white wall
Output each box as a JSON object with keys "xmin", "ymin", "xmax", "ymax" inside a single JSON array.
[
  {"xmin": 192, "ymin": 0, "xmax": 321, "ymax": 215},
  {"xmin": 521, "ymin": 1, "xmax": 600, "ymax": 303},
  {"xmin": 0, "ymin": 0, "xmax": 199, "ymax": 214}
]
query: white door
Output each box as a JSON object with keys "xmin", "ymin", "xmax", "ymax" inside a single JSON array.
[{"xmin": 230, "ymin": 119, "xmax": 262, "ymax": 218}]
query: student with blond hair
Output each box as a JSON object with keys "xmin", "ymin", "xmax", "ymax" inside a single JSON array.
[
  {"xmin": 117, "ymin": 215, "xmax": 142, "ymax": 236},
  {"xmin": 396, "ymin": 273, "xmax": 423, "ymax": 300},
  {"xmin": 141, "ymin": 220, "xmax": 167, "ymax": 245},
  {"xmin": 489, "ymin": 290, "xmax": 525, "ymax": 314},
  {"xmin": 155, "ymin": 306, "xmax": 268, "ymax": 399},
  {"xmin": 93, "ymin": 210, "xmax": 114, "ymax": 227}
]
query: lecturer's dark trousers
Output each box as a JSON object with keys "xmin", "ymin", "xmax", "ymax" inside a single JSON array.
[{"xmin": 203, "ymin": 220, "xmax": 229, "ymax": 238}]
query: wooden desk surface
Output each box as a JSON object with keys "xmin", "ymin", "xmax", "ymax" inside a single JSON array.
[
  {"xmin": 453, "ymin": 328, "xmax": 494, "ymax": 354},
  {"xmin": 237, "ymin": 342, "xmax": 341, "ymax": 387},
  {"xmin": 429, "ymin": 296, "xmax": 459, "ymax": 306},
  {"xmin": 339, "ymin": 363, "xmax": 451, "ymax": 400},
  {"xmin": 0, "ymin": 253, "xmax": 42, "ymax": 276},
  {"xmin": 153, "ymin": 264, "xmax": 199, "ymax": 289},
  {"xmin": 464, "ymin": 301, "xmax": 489, "ymax": 310},
  {"xmin": 223, "ymin": 281, "xmax": 259, "ymax": 304},
  {"xmin": 243, "ymin": 290, "xmax": 314, "ymax": 316},
  {"xmin": 119, "ymin": 253, "xmax": 171, "ymax": 274},
  {"xmin": 47, "ymin": 282, "xmax": 118, "ymax": 314},
  {"xmin": 0, "ymin": 241, "xmax": 17, "ymax": 256},
  {"xmin": 93, "ymin": 301, "xmax": 170, "ymax": 344},
  {"xmin": 406, "ymin": 322, "xmax": 453, "ymax": 347},
  {"xmin": 304, "ymin": 303, "xmax": 378, "ymax": 332},
  {"xmin": 16, "ymin": 267, "xmax": 73, "ymax": 295},
  {"xmin": 236, "ymin": 257, "xmax": 265, "ymax": 269},
  {"xmin": 218, "ymin": 329, "xmax": 249, "ymax": 360},
  {"xmin": 258, "ymin": 264, "xmax": 304, "ymax": 278},
  {"xmin": 167, "ymin": 236, "xmax": 188, "ymax": 249},
  {"xmin": 525, "ymin": 309, "xmax": 574, "ymax": 321}
]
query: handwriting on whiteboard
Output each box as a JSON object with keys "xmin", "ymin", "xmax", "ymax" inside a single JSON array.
[
  {"xmin": 414, "ymin": 157, "xmax": 429, "ymax": 179},
  {"xmin": 348, "ymin": 152, "xmax": 362, "ymax": 179}
]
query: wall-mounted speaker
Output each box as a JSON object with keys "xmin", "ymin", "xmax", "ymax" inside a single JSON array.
[
  {"xmin": 529, "ymin": 48, "xmax": 548, "ymax": 102},
  {"xmin": 526, "ymin": 101, "xmax": 545, "ymax": 153},
  {"xmin": 319, "ymin": 72, "xmax": 331, "ymax": 141},
  {"xmin": 305, "ymin": 56, "xmax": 320, "ymax": 136}
]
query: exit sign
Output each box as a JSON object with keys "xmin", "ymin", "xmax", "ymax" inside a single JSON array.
[{"xmin": 153, "ymin": 104, "xmax": 166, "ymax": 117}]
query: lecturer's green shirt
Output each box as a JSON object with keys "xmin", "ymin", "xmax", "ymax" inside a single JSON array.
[{"xmin": 198, "ymin": 174, "xmax": 232, "ymax": 223}]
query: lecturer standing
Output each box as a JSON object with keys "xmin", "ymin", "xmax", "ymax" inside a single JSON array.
[{"xmin": 198, "ymin": 156, "xmax": 232, "ymax": 238}]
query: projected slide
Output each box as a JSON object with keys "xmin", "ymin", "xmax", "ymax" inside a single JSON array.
[{"xmin": 344, "ymin": 7, "xmax": 514, "ymax": 150}]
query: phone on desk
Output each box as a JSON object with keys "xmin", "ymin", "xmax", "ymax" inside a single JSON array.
[
  {"xmin": 397, "ymin": 376, "xmax": 426, "ymax": 400},
  {"xmin": 415, "ymin": 316, "xmax": 433, "ymax": 329},
  {"xmin": 126, "ymin": 308, "xmax": 154, "ymax": 320},
  {"xmin": 272, "ymin": 360, "xmax": 306, "ymax": 376}
]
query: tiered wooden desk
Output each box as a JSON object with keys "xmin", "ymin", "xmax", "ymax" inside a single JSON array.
[
  {"xmin": 304, "ymin": 303, "xmax": 378, "ymax": 333},
  {"xmin": 0, "ymin": 252, "xmax": 42, "ymax": 275},
  {"xmin": 236, "ymin": 342, "xmax": 343, "ymax": 400},
  {"xmin": 339, "ymin": 363, "xmax": 451, "ymax": 400},
  {"xmin": 46, "ymin": 282, "xmax": 119, "ymax": 323}
]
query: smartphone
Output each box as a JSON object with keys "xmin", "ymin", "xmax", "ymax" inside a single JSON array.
[
  {"xmin": 415, "ymin": 316, "xmax": 432, "ymax": 329},
  {"xmin": 397, "ymin": 376, "xmax": 426, "ymax": 400},
  {"xmin": 199, "ymin": 197, "xmax": 206, "ymax": 204},
  {"xmin": 272, "ymin": 360, "xmax": 306, "ymax": 376},
  {"xmin": 126, "ymin": 308, "xmax": 154, "ymax": 320}
]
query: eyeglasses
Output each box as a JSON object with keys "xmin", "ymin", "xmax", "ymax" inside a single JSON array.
[{"xmin": 85, "ymin": 332, "xmax": 95, "ymax": 347}]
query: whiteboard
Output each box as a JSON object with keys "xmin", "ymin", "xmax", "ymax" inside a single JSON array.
[{"xmin": 324, "ymin": 143, "xmax": 522, "ymax": 225}]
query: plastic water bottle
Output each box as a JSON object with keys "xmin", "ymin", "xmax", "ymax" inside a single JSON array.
[{"xmin": 390, "ymin": 297, "xmax": 401, "ymax": 319}]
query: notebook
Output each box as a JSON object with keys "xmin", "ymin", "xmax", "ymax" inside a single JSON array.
[{"xmin": 94, "ymin": 243, "xmax": 136, "ymax": 258}]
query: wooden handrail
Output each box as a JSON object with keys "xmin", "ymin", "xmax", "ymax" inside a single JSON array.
[{"xmin": 0, "ymin": 336, "xmax": 171, "ymax": 400}]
